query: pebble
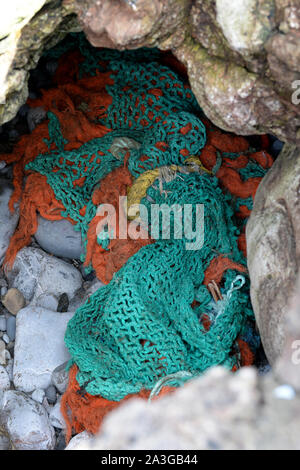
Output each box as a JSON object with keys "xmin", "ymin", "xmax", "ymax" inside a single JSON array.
[
  {"xmin": 0, "ymin": 390, "xmax": 55, "ymax": 450},
  {"xmin": 0, "ymin": 434, "xmax": 10, "ymax": 450},
  {"xmin": 65, "ymin": 431, "xmax": 93, "ymax": 450},
  {"xmin": 57, "ymin": 293, "xmax": 69, "ymax": 313},
  {"xmin": 0, "ymin": 161, "xmax": 6, "ymax": 170},
  {"xmin": 6, "ymin": 316, "xmax": 16, "ymax": 342},
  {"xmin": 35, "ymin": 216, "xmax": 85, "ymax": 260},
  {"xmin": 6, "ymin": 247, "xmax": 83, "ymax": 310},
  {"xmin": 49, "ymin": 399, "xmax": 65, "ymax": 429},
  {"xmin": 0, "ymin": 340, "xmax": 6, "ymax": 365},
  {"xmin": 1, "ymin": 288, "xmax": 25, "ymax": 316},
  {"xmin": 32, "ymin": 388, "xmax": 45, "ymax": 404},
  {"xmin": 51, "ymin": 361, "xmax": 69, "ymax": 395},
  {"xmin": 2, "ymin": 334, "xmax": 9, "ymax": 344},
  {"xmin": 13, "ymin": 306, "xmax": 74, "ymax": 393},
  {"xmin": 0, "ymin": 180, "xmax": 19, "ymax": 263},
  {"xmin": 0, "ymin": 316, "xmax": 6, "ymax": 331},
  {"xmin": 45, "ymin": 384, "xmax": 57, "ymax": 404},
  {"xmin": 0, "ymin": 286, "xmax": 7, "ymax": 296},
  {"xmin": 27, "ymin": 107, "xmax": 47, "ymax": 133},
  {"xmin": 0, "ymin": 365, "xmax": 10, "ymax": 391}
]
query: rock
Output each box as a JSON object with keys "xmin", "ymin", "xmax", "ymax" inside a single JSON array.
[
  {"xmin": 49, "ymin": 399, "xmax": 65, "ymax": 429},
  {"xmin": 35, "ymin": 216, "xmax": 85, "ymax": 260},
  {"xmin": 0, "ymin": 286, "xmax": 7, "ymax": 297},
  {"xmin": 1, "ymin": 288, "xmax": 25, "ymax": 315},
  {"xmin": 2, "ymin": 334, "xmax": 9, "ymax": 344},
  {"xmin": 45, "ymin": 384, "xmax": 57, "ymax": 404},
  {"xmin": 13, "ymin": 306, "xmax": 74, "ymax": 393},
  {"xmin": 0, "ymin": 365, "xmax": 10, "ymax": 391},
  {"xmin": 65, "ymin": 430, "xmax": 93, "ymax": 450},
  {"xmin": 31, "ymin": 389, "xmax": 45, "ymax": 404},
  {"xmin": 51, "ymin": 361, "xmax": 69, "ymax": 395},
  {"xmin": 0, "ymin": 390, "xmax": 55, "ymax": 450},
  {"xmin": 5, "ymin": 359, "xmax": 13, "ymax": 382},
  {"xmin": 69, "ymin": 366, "xmax": 300, "ymax": 450},
  {"xmin": 246, "ymin": 144, "xmax": 300, "ymax": 364},
  {"xmin": 6, "ymin": 316, "xmax": 16, "ymax": 342},
  {"xmin": 26, "ymin": 107, "xmax": 46, "ymax": 133},
  {"xmin": 6, "ymin": 247, "xmax": 83, "ymax": 310},
  {"xmin": 56, "ymin": 431, "xmax": 66, "ymax": 450},
  {"xmin": 0, "ymin": 340, "xmax": 7, "ymax": 366},
  {"xmin": 0, "ymin": 433, "xmax": 10, "ymax": 450},
  {"xmin": 0, "ymin": 316, "xmax": 6, "ymax": 331},
  {"xmin": 0, "ymin": 181, "xmax": 19, "ymax": 264}
]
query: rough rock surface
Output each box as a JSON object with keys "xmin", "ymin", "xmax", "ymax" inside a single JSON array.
[
  {"xmin": 246, "ymin": 144, "xmax": 300, "ymax": 364},
  {"xmin": 66, "ymin": 366, "xmax": 300, "ymax": 450},
  {"xmin": 0, "ymin": 390, "xmax": 55, "ymax": 450},
  {"xmin": 1, "ymin": 1, "xmax": 300, "ymax": 144},
  {"xmin": 6, "ymin": 246, "xmax": 82, "ymax": 310},
  {"xmin": 13, "ymin": 306, "xmax": 74, "ymax": 392},
  {"xmin": 0, "ymin": 180, "xmax": 19, "ymax": 264},
  {"xmin": 35, "ymin": 216, "xmax": 85, "ymax": 260}
]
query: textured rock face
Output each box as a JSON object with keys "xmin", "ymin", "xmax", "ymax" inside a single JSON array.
[
  {"xmin": 65, "ymin": 366, "xmax": 300, "ymax": 450},
  {"xmin": 246, "ymin": 144, "xmax": 300, "ymax": 365},
  {"xmin": 1, "ymin": 0, "xmax": 300, "ymax": 144}
]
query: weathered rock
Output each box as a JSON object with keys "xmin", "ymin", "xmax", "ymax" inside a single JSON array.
[
  {"xmin": 51, "ymin": 361, "xmax": 69, "ymax": 395},
  {"xmin": 45, "ymin": 384, "xmax": 57, "ymax": 404},
  {"xmin": 49, "ymin": 398, "xmax": 65, "ymax": 429},
  {"xmin": 13, "ymin": 306, "xmax": 74, "ymax": 392},
  {"xmin": 0, "ymin": 181, "xmax": 19, "ymax": 264},
  {"xmin": 65, "ymin": 430, "xmax": 93, "ymax": 450},
  {"xmin": 35, "ymin": 216, "xmax": 85, "ymax": 260},
  {"xmin": 6, "ymin": 247, "xmax": 82, "ymax": 310},
  {"xmin": 246, "ymin": 144, "xmax": 300, "ymax": 364},
  {"xmin": 0, "ymin": 0, "xmax": 79, "ymax": 126},
  {"xmin": 1, "ymin": 288, "xmax": 25, "ymax": 316},
  {"xmin": 0, "ymin": 390, "xmax": 55, "ymax": 450},
  {"xmin": 68, "ymin": 366, "xmax": 300, "ymax": 450},
  {"xmin": 31, "ymin": 388, "xmax": 45, "ymax": 404},
  {"xmin": 0, "ymin": 365, "xmax": 10, "ymax": 391}
]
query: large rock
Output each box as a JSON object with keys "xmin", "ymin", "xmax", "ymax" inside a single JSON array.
[
  {"xmin": 1, "ymin": 1, "xmax": 300, "ymax": 144},
  {"xmin": 67, "ymin": 366, "xmax": 300, "ymax": 450},
  {"xmin": 13, "ymin": 306, "xmax": 74, "ymax": 392},
  {"xmin": 35, "ymin": 216, "xmax": 84, "ymax": 260},
  {"xmin": 6, "ymin": 246, "xmax": 82, "ymax": 310},
  {"xmin": 0, "ymin": 180, "xmax": 19, "ymax": 264},
  {"xmin": 246, "ymin": 144, "xmax": 300, "ymax": 365},
  {"xmin": 0, "ymin": 390, "xmax": 55, "ymax": 450}
]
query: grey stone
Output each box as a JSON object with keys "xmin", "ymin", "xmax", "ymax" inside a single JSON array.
[
  {"xmin": 13, "ymin": 306, "xmax": 74, "ymax": 393},
  {"xmin": 51, "ymin": 361, "xmax": 69, "ymax": 395},
  {"xmin": 0, "ymin": 316, "xmax": 6, "ymax": 332},
  {"xmin": 49, "ymin": 399, "xmax": 65, "ymax": 429},
  {"xmin": 45, "ymin": 384, "xmax": 57, "ymax": 404},
  {"xmin": 35, "ymin": 216, "xmax": 85, "ymax": 260},
  {"xmin": 0, "ymin": 180, "xmax": 19, "ymax": 264},
  {"xmin": 31, "ymin": 388, "xmax": 45, "ymax": 404},
  {"xmin": 0, "ymin": 390, "xmax": 55, "ymax": 450},
  {"xmin": 246, "ymin": 144, "xmax": 300, "ymax": 364},
  {"xmin": 6, "ymin": 246, "xmax": 83, "ymax": 310},
  {"xmin": 2, "ymin": 334, "xmax": 9, "ymax": 344},
  {"xmin": 6, "ymin": 316, "xmax": 16, "ymax": 342},
  {"xmin": 0, "ymin": 433, "xmax": 10, "ymax": 450}
]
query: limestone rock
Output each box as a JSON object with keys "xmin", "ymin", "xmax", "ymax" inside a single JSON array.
[
  {"xmin": 0, "ymin": 390, "xmax": 55, "ymax": 450},
  {"xmin": 65, "ymin": 430, "xmax": 93, "ymax": 450},
  {"xmin": 246, "ymin": 144, "xmax": 300, "ymax": 364},
  {"xmin": 13, "ymin": 306, "xmax": 74, "ymax": 392},
  {"xmin": 6, "ymin": 247, "xmax": 83, "ymax": 310}
]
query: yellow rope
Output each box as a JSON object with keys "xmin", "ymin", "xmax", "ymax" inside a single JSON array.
[{"xmin": 127, "ymin": 157, "xmax": 211, "ymax": 220}]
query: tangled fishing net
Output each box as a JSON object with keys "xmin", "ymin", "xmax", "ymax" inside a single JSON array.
[{"xmin": 1, "ymin": 33, "xmax": 273, "ymax": 441}]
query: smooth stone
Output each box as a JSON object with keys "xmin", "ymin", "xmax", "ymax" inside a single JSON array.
[
  {"xmin": 0, "ymin": 180, "xmax": 19, "ymax": 264},
  {"xmin": 13, "ymin": 306, "xmax": 74, "ymax": 393},
  {"xmin": 1, "ymin": 287, "xmax": 25, "ymax": 315},
  {"xmin": 65, "ymin": 431, "xmax": 93, "ymax": 450},
  {"xmin": 7, "ymin": 247, "xmax": 82, "ymax": 309},
  {"xmin": 0, "ymin": 315, "xmax": 6, "ymax": 331},
  {"xmin": 0, "ymin": 365, "xmax": 10, "ymax": 391},
  {"xmin": 0, "ymin": 390, "xmax": 55, "ymax": 450},
  {"xmin": 6, "ymin": 316, "xmax": 16, "ymax": 341},
  {"xmin": 35, "ymin": 216, "xmax": 84, "ymax": 260},
  {"xmin": 49, "ymin": 399, "xmax": 65, "ymax": 429},
  {"xmin": 1, "ymin": 286, "xmax": 7, "ymax": 296},
  {"xmin": 45, "ymin": 384, "xmax": 57, "ymax": 404},
  {"xmin": 32, "ymin": 388, "xmax": 45, "ymax": 404},
  {"xmin": 2, "ymin": 334, "xmax": 9, "ymax": 344},
  {"xmin": 51, "ymin": 361, "xmax": 69, "ymax": 395}
]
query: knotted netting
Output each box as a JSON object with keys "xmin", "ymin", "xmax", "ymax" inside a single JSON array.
[{"xmin": 1, "ymin": 33, "xmax": 273, "ymax": 439}]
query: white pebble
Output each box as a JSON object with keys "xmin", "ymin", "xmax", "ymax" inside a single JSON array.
[
  {"xmin": 2, "ymin": 334, "xmax": 9, "ymax": 344},
  {"xmin": 32, "ymin": 388, "xmax": 45, "ymax": 404}
]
